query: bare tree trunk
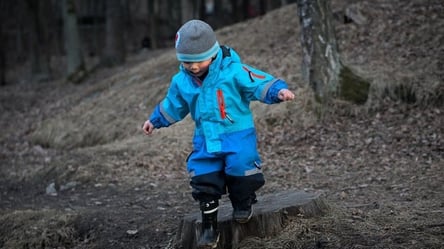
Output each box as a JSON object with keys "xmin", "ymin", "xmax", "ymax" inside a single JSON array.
[
  {"xmin": 229, "ymin": 0, "xmax": 241, "ymax": 22},
  {"xmin": 243, "ymin": 0, "xmax": 253, "ymax": 19},
  {"xmin": 213, "ymin": 0, "xmax": 223, "ymax": 28},
  {"xmin": 181, "ymin": 0, "xmax": 205, "ymax": 27},
  {"xmin": 25, "ymin": 0, "xmax": 52, "ymax": 82},
  {"xmin": 0, "ymin": 2, "xmax": 5, "ymax": 85},
  {"xmin": 0, "ymin": 34, "xmax": 5, "ymax": 85},
  {"xmin": 203, "ymin": 0, "xmax": 221, "ymax": 28},
  {"xmin": 193, "ymin": 0, "xmax": 203, "ymax": 19},
  {"xmin": 181, "ymin": 0, "xmax": 194, "ymax": 23},
  {"xmin": 147, "ymin": 0, "xmax": 158, "ymax": 49},
  {"xmin": 101, "ymin": 0, "xmax": 126, "ymax": 67},
  {"xmin": 91, "ymin": 1, "xmax": 103, "ymax": 56},
  {"xmin": 0, "ymin": 0, "xmax": 10, "ymax": 86},
  {"xmin": 297, "ymin": 0, "xmax": 369, "ymax": 108},
  {"xmin": 228, "ymin": 0, "xmax": 251, "ymax": 22},
  {"xmin": 62, "ymin": 0, "xmax": 86, "ymax": 83},
  {"xmin": 260, "ymin": 0, "xmax": 282, "ymax": 15}
]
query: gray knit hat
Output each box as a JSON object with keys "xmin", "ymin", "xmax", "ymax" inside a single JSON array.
[{"xmin": 175, "ymin": 20, "xmax": 220, "ymax": 62}]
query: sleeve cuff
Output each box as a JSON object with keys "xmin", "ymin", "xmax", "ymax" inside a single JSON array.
[
  {"xmin": 149, "ymin": 105, "xmax": 172, "ymax": 128},
  {"xmin": 265, "ymin": 79, "xmax": 288, "ymax": 104}
]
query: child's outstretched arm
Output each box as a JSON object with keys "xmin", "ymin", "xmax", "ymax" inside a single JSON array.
[
  {"xmin": 141, "ymin": 79, "xmax": 190, "ymax": 136},
  {"xmin": 278, "ymin": 89, "xmax": 295, "ymax": 101}
]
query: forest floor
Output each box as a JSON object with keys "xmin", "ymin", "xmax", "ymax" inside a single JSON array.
[{"xmin": 1, "ymin": 0, "xmax": 443, "ymax": 249}]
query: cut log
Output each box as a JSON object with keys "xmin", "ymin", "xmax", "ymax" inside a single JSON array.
[{"xmin": 175, "ymin": 190, "xmax": 328, "ymax": 249}]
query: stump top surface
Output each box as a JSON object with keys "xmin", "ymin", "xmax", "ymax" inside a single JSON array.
[{"xmin": 184, "ymin": 190, "xmax": 322, "ymax": 222}]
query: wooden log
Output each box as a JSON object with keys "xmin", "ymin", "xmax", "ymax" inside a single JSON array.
[{"xmin": 175, "ymin": 190, "xmax": 328, "ymax": 249}]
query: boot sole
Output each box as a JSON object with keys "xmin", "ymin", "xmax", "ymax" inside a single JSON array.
[
  {"xmin": 197, "ymin": 233, "xmax": 220, "ymax": 249},
  {"xmin": 234, "ymin": 207, "xmax": 253, "ymax": 224}
]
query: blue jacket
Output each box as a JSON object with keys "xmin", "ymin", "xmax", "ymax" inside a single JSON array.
[{"xmin": 149, "ymin": 46, "xmax": 289, "ymax": 153}]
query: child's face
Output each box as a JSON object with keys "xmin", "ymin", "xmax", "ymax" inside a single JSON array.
[{"xmin": 182, "ymin": 58, "xmax": 212, "ymax": 77}]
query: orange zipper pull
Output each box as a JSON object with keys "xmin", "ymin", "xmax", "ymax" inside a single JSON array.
[{"xmin": 217, "ymin": 89, "xmax": 226, "ymax": 119}]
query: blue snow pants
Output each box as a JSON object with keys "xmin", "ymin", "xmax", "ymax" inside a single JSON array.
[{"xmin": 187, "ymin": 128, "xmax": 265, "ymax": 206}]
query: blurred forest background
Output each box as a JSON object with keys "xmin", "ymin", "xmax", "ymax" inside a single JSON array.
[{"xmin": 0, "ymin": 0, "xmax": 296, "ymax": 85}]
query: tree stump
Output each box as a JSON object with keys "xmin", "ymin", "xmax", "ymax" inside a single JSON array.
[{"xmin": 175, "ymin": 190, "xmax": 328, "ymax": 249}]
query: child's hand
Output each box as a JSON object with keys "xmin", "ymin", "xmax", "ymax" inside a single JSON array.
[
  {"xmin": 142, "ymin": 120, "xmax": 155, "ymax": 135},
  {"xmin": 278, "ymin": 89, "xmax": 295, "ymax": 101}
]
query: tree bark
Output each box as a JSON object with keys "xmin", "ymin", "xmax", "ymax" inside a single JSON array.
[
  {"xmin": 62, "ymin": 0, "xmax": 86, "ymax": 83},
  {"xmin": 0, "ymin": 0, "xmax": 8, "ymax": 86},
  {"xmin": 230, "ymin": 0, "xmax": 251, "ymax": 21},
  {"xmin": 193, "ymin": 0, "xmax": 203, "ymax": 20},
  {"xmin": 101, "ymin": 0, "xmax": 126, "ymax": 67},
  {"xmin": 0, "ymin": 11, "xmax": 5, "ymax": 85},
  {"xmin": 0, "ymin": 39, "xmax": 5, "ymax": 85},
  {"xmin": 181, "ymin": 0, "xmax": 194, "ymax": 24},
  {"xmin": 297, "ymin": 0, "xmax": 369, "ymax": 107},
  {"xmin": 260, "ymin": 0, "xmax": 282, "ymax": 15},
  {"xmin": 25, "ymin": 0, "xmax": 52, "ymax": 82},
  {"xmin": 176, "ymin": 190, "xmax": 328, "ymax": 249},
  {"xmin": 147, "ymin": 0, "xmax": 158, "ymax": 50}
]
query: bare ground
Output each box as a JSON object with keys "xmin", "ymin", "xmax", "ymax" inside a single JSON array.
[{"xmin": 1, "ymin": 1, "xmax": 443, "ymax": 249}]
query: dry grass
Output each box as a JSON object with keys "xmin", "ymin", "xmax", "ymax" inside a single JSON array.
[
  {"xmin": 29, "ymin": 0, "xmax": 443, "ymax": 151},
  {"xmin": 0, "ymin": 210, "xmax": 79, "ymax": 248}
]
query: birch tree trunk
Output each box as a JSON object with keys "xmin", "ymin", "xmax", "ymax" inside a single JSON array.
[
  {"xmin": 62, "ymin": 0, "xmax": 86, "ymax": 83},
  {"xmin": 297, "ymin": 0, "xmax": 369, "ymax": 109}
]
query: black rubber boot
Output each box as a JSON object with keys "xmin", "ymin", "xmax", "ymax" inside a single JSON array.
[
  {"xmin": 197, "ymin": 200, "xmax": 220, "ymax": 249},
  {"xmin": 231, "ymin": 192, "xmax": 259, "ymax": 223},
  {"xmin": 232, "ymin": 197, "xmax": 253, "ymax": 224}
]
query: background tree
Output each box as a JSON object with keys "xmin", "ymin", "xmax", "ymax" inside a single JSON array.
[
  {"xmin": 147, "ymin": 0, "xmax": 159, "ymax": 50},
  {"xmin": 259, "ymin": 0, "xmax": 283, "ymax": 15},
  {"xmin": 0, "ymin": 2, "xmax": 6, "ymax": 86},
  {"xmin": 1, "ymin": 0, "xmax": 292, "ymax": 85},
  {"xmin": 297, "ymin": 0, "xmax": 369, "ymax": 113},
  {"xmin": 62, "ymin": 0, "xmax": 86, "ymax": 83},
  {"xmin": 181, "ymin": 0, "xmax": 195, "ymax": 24},
  {"xmin": 101, "ymin": 0, "xmax": 126, "ymax": 67},
  {"xmin": 25, "ymin": 0, "xmax": 52, "ymax": 82}
]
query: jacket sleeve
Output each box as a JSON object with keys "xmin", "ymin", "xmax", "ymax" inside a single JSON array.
[
  {"xmin": 148, "ymin": 80, "xmax": 190, "ymax": 128},
  {"xmin": 235, "ymin": 64, "xmax": 289, "ymax": 104}
]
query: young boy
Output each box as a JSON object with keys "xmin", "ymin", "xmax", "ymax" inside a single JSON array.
[{"xmin": 142, "ymin": 19, "xmax": 294, "ymax": 248}]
